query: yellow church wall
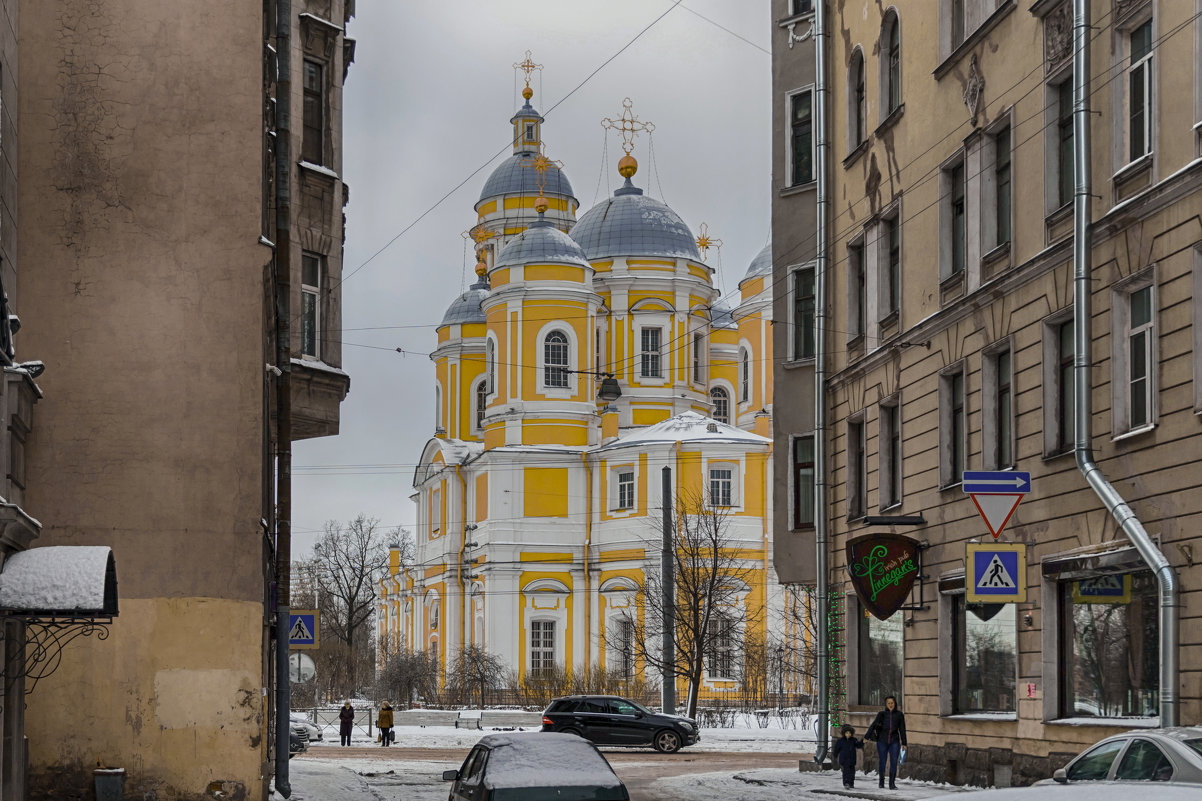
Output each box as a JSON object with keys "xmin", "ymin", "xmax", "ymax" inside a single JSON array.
[
  {"xmin": 597, "ymin": 566, "xmax": 644, "ymax": 670},
  {"xmin": 518, "ymin": 571, "xmax": 574, "ymax": 680},
  {"xmin": 741, "ymin": 277, "xmax": 764, "ymax": 298},
  {"xmin": 490, "ymin": 268, "xmax": 511, "ymax": 288},
  {"xmin": 523, "ymin": 420, "xmax": 589, "ymax": 446},
  {"xmin": 631, "ymin": 407, "xmax": 670, "ymax": 427},
  {"xmin": 437, "ymin": 327, "xmax": 451, "ymax": 344},
  {"xmin": 519, "ymin": 551, "xmax": 573, "ymax": 564},
  {"xmin": 677, "ymin": 449, "xmax": 704, "ymax": 501},
  {"xmin": 483, "ymin": 425, "xmax": 505, "ymax": 449},
  {"xmin": 687, "ymin": 264, "xmax": 709, "ymax": 280},
  {"xmin": 591, "ymin": 260, "xmax": 614, "ymax": 274},
  {"xmin": 462, "ymin": 324, "xmax": 486, "ymax": 338},
  {"xmin": 456, "ymin": 357, "xmax": 486, "ymax": 439},
  {"xmin": 520, "ymin": 299, "xmax": 589, "ymax": 401},
  {"xmin": 503, "ymin": 196, "xmax": 570, "ymax": 212},
  {"xmin": 627, "ymin": 259, "xmax": 675, "ymax": 271},
  {"xmin": 475, "ymin": 473, "xmax": 488, "ymax": 519},
  {"xmin": 598, "ymin": 548, "xmax": 645, "ymax": 563},
  {"xmin": 525, "ymin": 264, "xmax": 585, "ymax": 283},
  {"xmin": 476, "ymin": 200, "xmax": 498, "ymax": 216},
  {"xmin": 523, "ymin": 467, "xmax": 569, "ymax": 517}
]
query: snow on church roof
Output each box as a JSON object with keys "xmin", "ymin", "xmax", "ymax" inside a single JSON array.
[
  {"xmin": 598, "ymin": 410, "xmax": 769, "ymax": 451},
  {"xmin": 0, "ymin": 545, "xmax": 118, "ymax": 616}
]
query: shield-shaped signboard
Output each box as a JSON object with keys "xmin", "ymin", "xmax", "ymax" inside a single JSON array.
[{"xmin": 846, "ymin": 533, "xmax": 921, "ymax": 620}]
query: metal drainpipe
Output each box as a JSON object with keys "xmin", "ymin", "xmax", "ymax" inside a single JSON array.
[
  {"xmin": 812, "ymin": 0, "xmax": 830, "ymax": 764},
  {"xmin": 1071, "ymin": 0, "xmax": 1177, "ymax": 725}
]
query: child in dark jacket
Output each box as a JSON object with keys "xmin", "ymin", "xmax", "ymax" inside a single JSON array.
[{"xmin": 831, "ymin": 725, "xmax": 864, "ymax": 788}]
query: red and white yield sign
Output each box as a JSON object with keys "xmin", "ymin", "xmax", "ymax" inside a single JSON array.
[{"xmin": 963, "ymin": 471, "xmax": 1030, "ymax": 539}]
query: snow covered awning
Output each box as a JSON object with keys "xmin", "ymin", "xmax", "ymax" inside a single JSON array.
[{"xmin": 0, "ymin": 546, "xmax": 118, "ymax": 618}]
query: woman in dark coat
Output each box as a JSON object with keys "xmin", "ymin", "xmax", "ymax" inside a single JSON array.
[
  {"xmin": 338, "ymin": 701, "xmax": 355, "ymax": 746},
  {"xmin": 866, "ymin": 695, "xmax": 906, "ymax": 789}
]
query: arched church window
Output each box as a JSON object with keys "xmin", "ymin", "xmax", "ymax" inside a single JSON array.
[
  {"xmin": 475, "ymin": 380, "xmax": 487, "ymax": 431},
  {"xmin": 740, "ymin": 348, "xmax": 750, "ymax": 402},
  {"xmin": 711, "ymin": 387, "xmax": 730, "ymax": 424},
  {"xmin": 486, "ymin": 338, "xmax": 496, "ymax": 394},
  {"xmin": 544, "ymin": 330, "xmax": 570, "ymax": 388}
]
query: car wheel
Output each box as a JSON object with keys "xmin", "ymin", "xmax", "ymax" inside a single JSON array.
[{"xmin": 653, "ymin": 730, "xmax": 682, "ymax": 753}]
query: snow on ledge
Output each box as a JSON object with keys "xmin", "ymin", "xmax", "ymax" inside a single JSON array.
[
  {"xmin": 1048, "ymin": 716, "xmax": 1160, "ymax": 728},
  {"xmin": 0, "ymin": 546, "xmax": 117, "ymax": 616}
]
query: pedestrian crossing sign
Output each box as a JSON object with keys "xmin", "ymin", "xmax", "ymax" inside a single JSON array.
[
  {"xmin": 1072, "ymin": 574, "xmax": 1132, "ymax": 604},
  {"xmin": 966, "ymin": 543, "xmax": 1027, "ymax": 603},
  {"xmin": 289, "ymin": 610, "xmax": 320, "ymax": 650}
]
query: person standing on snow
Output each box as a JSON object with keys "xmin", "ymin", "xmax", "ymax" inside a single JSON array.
[
  {"xmin": 339, "ymin": 701, "xmax": 355, "ymax": 746},
  {"xmin": 377, "ymin": 701, "xmax": 394, "ymax": 747},
  {"xmin": 866, "ymin": 695, "xmax": 906, "ymax": 789},
  {"xmin": 831, "ymin": 724, "xmax": 864, "ymax": 789}
]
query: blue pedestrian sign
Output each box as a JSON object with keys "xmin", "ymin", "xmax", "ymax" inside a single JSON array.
[
  {"xmin": 289, "ymin": 610, "xmax": 320, "ymax": 650},
  {"xmin": 966, "ymin": 543, "xmax": 1026, "ymax": 603},
  {"xmin": 962, "ymin": 471, "xmax": 1031, "ymax": 494}
]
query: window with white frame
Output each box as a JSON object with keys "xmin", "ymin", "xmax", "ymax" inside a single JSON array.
[
  {"xmin": 709, "ymin": 465, "xmax": 734, "ymax": 508},
  {"xmin": 640, "ymin": 327, "xmax": 662, "ymax": 378},
  {"xmin": 431, "ymin": 487, "xmax": 441, "ymax": 536},
  {"xmin": 789, "ymin": 89, "xmax": 814, "ymax": 186},
  {"xmin": 1054, "ymin": 75, "xmax": 1075, "ymax": 210},
  {"xmin": 792, "ymin": 435, "xmax": 815, "ymax": 529},
  {"xmin": 301, "ymin": 252, "xmax": 322, "ymax": 357},
  {"xmin": 879, "ymin": 400, "xmax": 902, "ymax": 509},
  {"xmin": 706, "ymin": 613, "xmax": 735, "ymax": 678},
  {"xmin": 982, "ymin": 344, "xmax": 1014, "ymax": 469},
  {"xmin": 530, "ymin": 620, "xmax": 556, "ymax": 676},
  {"xmin": 943, "ymin": 160, "xmax": 966, "ymax": 277},
  {"xmin": 792, "ymin": 267, "xmax": 816, "ymax": 358},
  {"xmin": 1127, "ymin": 19, "xmax": 1153, "ymax": 163},
  {"xmin": 882, "ymin": 12, "xmax": 902, "ymax": 117},
  {"xmin": 485, "ymin": 337, "xmax": 496, "ymax": 395},
  {"xmin": 849, "ymin": 48, "xmax": 866, "ymax": 150},
  {"xmin": 940, "ymin": 367, "xmax": 966, "ymax": 486},
  {"xmin": 710, "ymin": 387, "xmax": 730, "ymax": 424},
  {"xmin": 693, "ymin": 332, "xmax": 704, "ymax": 384},
  {"xmin": 1113, "ymin": 279, "xmax": 1156, "ymax": 433},
  {"xmin": 434, "ymin": 385, "xmax": 442, "ymax": 431},
  {"xmin": 474, "ymin": 380, "xmax": 487, "ymax": 432},
  {"xmin": 950, "ymin": 0, "xmax": 966, "ymax": 50},
  {"xmin": 848, "ymin": 240, "xmax": 865, "ymax": 337},
  {"xmin": 847, "ymin": 418, "xmax": 866, "ymax": 518},
  {"xmin": 991, "ymin": 125, "xmax": 1012, "ymax": 249},
  {"xmin": 616, "ymin": 469, "xmax": 635, "ymax": 511},
  {"xmin": 739, "ymin": 347, "xmax": 751, "ymax": 402},
  {"xmin": 544, "ymin": 330, "xmax": 570, "ymax": 388},
  {"xmin": 617, "ymin": 616, "xmax": 635, "ymax": 679},
  {"xmin": 883, "ymin": 214, "xmax": 900, "ymax": 317}
]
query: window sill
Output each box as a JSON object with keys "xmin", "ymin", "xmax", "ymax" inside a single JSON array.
[
  {"xmin": 878, "ymin": 502, "xmax": 903, "ymax": 514},
  {"xmin": 1045, "ymin": 202, "xmax": 1074, "ymax": 244},
  {"xmin": 843, "ymin": 140, "xmax": 870, "ymax": 170},
  {"xmin": 933, "ymin": 1, "xmax": 1017, "ymax": 79},
  {"xmin": 298, "ymin": 160, "xmax": 340, "ymax": 181},
  {"xmin": 1112, "ymin": 423, "xmax": 1156, "ymax": 443},
  {"xmin": 1046, "ymin": 717, "xmax": 1160, "ymax": 728},
  {"xmin": 776, "ymin": 12, "xmax": 815, "ymax": 27},
  {"xmin": 879, "ymin": 309, "xmax": 899, "ymax": 333},
  {"xmin": 875, "ymin": 104, "xmax": 905, "ymax": 137},
  {"xmin": 941, "ymin": 712, "xmax": 1017, "ymax": 722},
  {"xmin": 782, "ymin": 357, "xmax": 816, "ymax": 369},
  {"xmin": 790, "ymin": 525, "xmax": 816, "ymax": 533},
  {"xmin": 940, "ymin": 270, "xmax": 965, "ymax": 305},
  {"xmin": 1113, "ymin": 153, "xmax": 1154, "ymax": 203},
  {"xmin": 982, "ymin": 241, "xmax": 1011, "ymax": 278},
  {"xmin": 1112, "ymin": 153, "xmax": 1154, "ymax": 185},
  {"xmin": 1042, "ymin": 448, "xmax": 1075, "ymax": 462},
  {"xmin": 939, "ymin": 481, "xmax": 963, "ymax": 493},
  {"xmin": 780, "ymin": 181, "xmax": 816, "ymax": 197}
]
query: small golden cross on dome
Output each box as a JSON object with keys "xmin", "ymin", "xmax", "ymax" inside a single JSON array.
[
  {"xmin": 513, "ymin": 50, "xmax": 543, "ymax": 94},
  {"xmin": 602, "ymin": 98, "xmax": 655, "ymax": 156},
  {"xmin": 695, "ymin": 222, "xmax": 723, "ymax": 260},
  {"xmin": 520, "ymin": 142, "xmax": 564, "ymax": 200},
  {"xmin": 465, "ymin": 224, "xmax": 496, "ymax": 247}
]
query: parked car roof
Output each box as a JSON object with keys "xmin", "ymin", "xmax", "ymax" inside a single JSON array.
[{"xmin": 477, "ymin": 732, "xmax": 624, "ymax": 791}]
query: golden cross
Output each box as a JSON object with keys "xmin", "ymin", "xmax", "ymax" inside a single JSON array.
[
  {"xmin": 464, "ymin": 224, "xmax": 496, "ymax": 247},
  {"xmin": 519, "ymin": 142, "xmax": 564, "ymax": 196},
  {"xmin": 695, "ymin": 222, "xmax": 723, "ymax": 260},
  {"xmin": 513, "ymin": 50, "xmax": 543, "ymax": 91},
  {"xmin": 602, "ymin": 97, "xmax": 655, "ymax": 156}
]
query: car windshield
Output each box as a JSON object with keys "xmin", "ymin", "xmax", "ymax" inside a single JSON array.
[{"xmin": 1182, "ymin": 739, "xmax": 1202, "ymax": 756}]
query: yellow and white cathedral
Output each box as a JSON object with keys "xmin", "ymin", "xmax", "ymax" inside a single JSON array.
[{"xmin": 380, "ymin": 78, "xmax": 782, "ymax": 694}]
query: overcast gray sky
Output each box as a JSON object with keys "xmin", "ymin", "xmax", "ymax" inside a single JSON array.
[{"xmin": 291, "ymin": 0, "xmax": 774, "ymax": 554}]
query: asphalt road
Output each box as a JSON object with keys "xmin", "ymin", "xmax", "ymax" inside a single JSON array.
[{"xmin": 303, "ymin": 745, "xmax": 802, "ymax": 800}]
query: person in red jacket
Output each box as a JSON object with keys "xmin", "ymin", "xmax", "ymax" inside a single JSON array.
[
  {"xmin": 338, "ymin": 701, "xmax": 355, "ymax": 746},
  {"xmin": 865, "ymin": 696, "xmax": 906, "ymax": 789}
]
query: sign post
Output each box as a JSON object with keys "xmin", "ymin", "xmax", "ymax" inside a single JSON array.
[
  {"xmin": 289, "ymin": 609, "xmax": 320, "ymax": 650},
  {"xmin": 965, "ymin": 543, "xmax": 1027, "ymax": 603},
  {"xmin": 846, "ymin": 534, "xmax": 921, "ymax": 619},
  {"xmin": 963, "ymin": 471, "xmax": 1030, "ymax": 539}
]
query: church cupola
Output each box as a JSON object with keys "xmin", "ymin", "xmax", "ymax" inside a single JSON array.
[{"xmin": 511, "ymin": 51, "xmax": 543, "ymax": 155}]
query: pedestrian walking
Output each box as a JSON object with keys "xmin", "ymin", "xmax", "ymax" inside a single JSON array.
[
  {"xmin": 831, "ymin": 725, "xmax": 864, "ymax": 789},
  {"xmin": 865, "ymin": 695, "xmax": 907, "ymax": 789},
  {"xmin": 377, "ymin": 701, "xmax": 394, "ymax": 747},
  {"xmin": 339, "ymin": 701, "xmax": 355, "ymax": 747}
]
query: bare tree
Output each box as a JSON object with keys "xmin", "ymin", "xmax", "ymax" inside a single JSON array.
[
  {"xmin": 779, "ymin": 583, "xmax": 821, "ymax": 701},
  {"xmin": 616, "ymin": 489, "xmax": 763, "ymax": 718},
  {"xmin": 447, "ymin": 645, "xmax": 508, "ymax": 707},
  {"xmin": 378, "ymin": 648, "xmax": 439, "ymax": 708},
  {"xmin": 305, "ymin": 514, "xmax": 390, "ymax": 696}
]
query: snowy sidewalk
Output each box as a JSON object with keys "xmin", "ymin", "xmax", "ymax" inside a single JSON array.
[{"xmin": 651, "ymin": 768, "xmax": 964, "ymax": 801}]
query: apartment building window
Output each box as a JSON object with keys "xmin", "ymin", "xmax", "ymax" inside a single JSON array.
[
  {"xmin": 883, "ymin": 13, "xmax": 902, "ymax": 115},
  {"xmin": 693, "ymin": 333, "xmax": 704, "ymax": 384},
  {"xmin": 847, "ymin": 418, "xmax": 866, "ymax": 518},
  {"xmin": 953, "ymin": 598, "xmax": 1016, "ymax": 713},
  {"xmin": 884, "ymin": 215, "xmax": 900, "ymax": 316},
  {"xmin": 640, "ymin": 328, "xmax": 662, "ymax": 378},
  {"xmin": 739, "ymin": 348, "xmax": 750, "ymax": 402},
  {"xmin": 858, "ymin": 609, "xmax": 903, "ymax": 706},
  {"xmin": 982, "ymin": 346, "xmax": 1014, "ymax": 469},
  {"xmin": 789, "ymin": 90, "xmax": 814, "ymax": 186},
  {"xmin": 1114, "ymin": 281, "xmax": 1156, "ymax": 432},
  {"xmin": 994, "ymin": 126, "xmax": 1012, "ymax": 246},
  {"xmin": 706, "ymin": 613, "xmax": 735, "ymax": 678},
  {"xmin": 951, "ymin": 0, "xmax": 966, "ymax": 49},
  {"xmin": 709, "ymin": 465, "xmax": 734, "ymax": 508},
  {"xmin": 949, "ymin": 163, "xmax": 966, "ymax": 275},
  {"xmin": 790, "ymin": 0, "xmax": 813, "ymax": 14},
  {"xmin": 544, "ymin": 330, "xmax": 570, "ymax": 388},
  {"xmin": 1128, "ymin": 19, "xmax": 1153, "ymax": 162},
  {"xmin": 1057, "ymin": 77, "xmax": 1075, "ymax": 209},
  {"xmin": 530, "ymin": 621, "xmax": 556, "ymax": 676},
  {"xmin": 302, "ymin": 59, "xmax": 325, "ymax": 165},
  {"xmin": 792, "ymin": 267, "xmax": 815, "ymax": 358},
  {"xmin": 710, "ymin": 387, "xmax": 730, "ymax": 424},
  {"xmin": 848, "ymin": 241, "xmax": 865, "ymax": 338},
  {"xmin": 792, "ymin": 435, "xmax": 815, "ymax": 529},
  {"xmin": 301, "ymin": 252, "xmax": 322, "ymax": 358},
  {"xmin": 617, "ymin": 470, "xmax": 635, "ymax": 510},
  {"xmin": 1058, "ymin": 319, "xmax": 1075, "ymax": 451},
  {"xmin": 879, "ymin": 401, "xmax": 902, "ymax": 509},
  {"xmin": 849, "ymin": 49, "xmax": 866, "ymax": 149},
  {"xmin": 940, "ymin": 368, "xmax": 966, "ymax": 487}
]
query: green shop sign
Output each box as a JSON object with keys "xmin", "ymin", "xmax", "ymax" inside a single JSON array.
[{"xmin": 846, "ymin": 533, "xmax": 921, "ymax": 620}]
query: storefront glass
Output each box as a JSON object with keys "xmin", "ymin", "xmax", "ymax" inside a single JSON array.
[
  {"xmin": 952, "ymin": 599, "xmax": 1016, "ymax": 712},
  {"xmin": 858, "ymin": 610, "xmax": 903, "ymax": 706},
  {"xmin": 1062, "ymin": 571, "xmax": 1158, "ymax": 718}
]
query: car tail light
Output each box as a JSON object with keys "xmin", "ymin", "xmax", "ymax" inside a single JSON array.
[{"xmin": 542, "ymin": 716, "xmax": 555, "ymax": 726}]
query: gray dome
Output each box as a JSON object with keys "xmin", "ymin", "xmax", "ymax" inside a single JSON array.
[
  {"xmin": 743, "ymin": 242, "xmax": 772, "ymax": 280},
  {"xmin": 570, "ymin": 182, "xmax": 700, "ymax": 261},
  {"xmin": 478, "ymin": 154, "xmax": 576, "ymax": 204},
  {"xmin": 494, "ymin": 220, "xmax": 590, "ymax": 270},
  {"xmin": 440, "ymin": 283, "xmax": 489, "ymax": 326}
]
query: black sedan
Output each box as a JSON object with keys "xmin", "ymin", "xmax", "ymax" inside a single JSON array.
[{"xmin": 541, "ymin": 695, "xmax": 700, "ymax": 753}]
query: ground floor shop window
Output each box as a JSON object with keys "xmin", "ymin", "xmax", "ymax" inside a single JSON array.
[
  {"xmin": 1061, "ymin": 572, "xmax": 1158, "ymax": 718},
  {"xmin": 952, "ymin": 598, "xmax": 1016, "ymax": 713},
  {"xmin": 858, "ymin": 610, "xmax": 903, "ymax": 706}
]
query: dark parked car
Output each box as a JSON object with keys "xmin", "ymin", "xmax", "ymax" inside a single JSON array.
[
  {"xmin": 541, "ymin": 695, "xmax": 699, "ymax": 753},
  {"xmin": 442, "ymin": 732, "xmax": 629, "ymax": 801}
]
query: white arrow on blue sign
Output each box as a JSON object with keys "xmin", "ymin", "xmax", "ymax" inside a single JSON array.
[{"xmin": 962, "ymin": 471, "xmax": 1031, "ymax": 494}]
